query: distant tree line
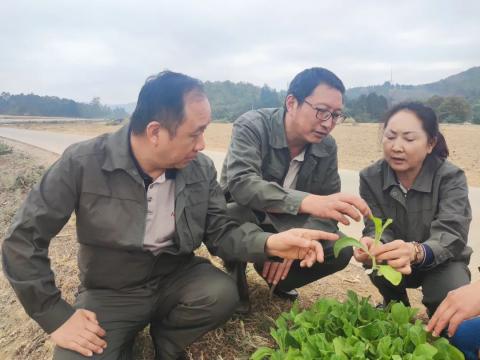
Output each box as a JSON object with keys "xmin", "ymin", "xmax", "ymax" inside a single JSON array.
[
  {"xmin": 0, "ymin": 92, "xmax": 128, "ymax": 119},
  {"xmin": 344, "ymin": 93, "xmax": 389, "ymax": 122},
  {"xmin": 204, "ymin": 82, "xmax": 284, "ymax": 122},
  {"xmin": 424, "ymin": 95, "xmax": 480, "ymax": 124},
  {"xmin": 2, "ymin": 83, "xmax": 479, "ymax": 125},
  {"xmin": 205, "ymin": 81, "xmax": 480, "ymax": 124},
  {"xmin": 345, "ymin": 92, "xmax": 480, "ymax": 124}
]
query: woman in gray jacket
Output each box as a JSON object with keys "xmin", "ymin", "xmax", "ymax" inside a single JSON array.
[{"xmin": 354, "ymin": 102, "xmax": 472, "ymax": 316}]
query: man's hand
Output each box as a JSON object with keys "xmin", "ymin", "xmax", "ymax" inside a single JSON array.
[
  {"xmin": 370, "ymin": 239, "xmax": 413, "ymax": 275},
  {"xmin": 265, "ymin": 228, "xmax": 339, "ymax": 268},
  {"xmin": 50, "ymin": 309, "xmax": 107, "ymax": 357},
  {"xmin": 262, "ymin": 259, "xmax": 294, "ymax": 285},
  {"xmin": 353, "ymin": 236, "xmax": 375, "ymax": 265},
  {"xmin": 427, "ymin": 281, "xmax": 480, "ymax": 337},
  {"xmin": 299, "ymin": 193, "xmax": 371, "ymax": 225}
]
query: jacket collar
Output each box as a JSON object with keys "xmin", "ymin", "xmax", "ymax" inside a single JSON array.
[
  {"xmin": 382, "ymin": 155, "xmax": 444, "ymax": 193},
  {"xmin": 269, "ymin": 108, "xmax": 330, "ymax": 158},
  {"xmin": 102, "ymin": 124, "xmax": 176, "ymax": 178},
  {"xmin": 102, "ymin": 124, "xmax": 136, "ymax": 173}
]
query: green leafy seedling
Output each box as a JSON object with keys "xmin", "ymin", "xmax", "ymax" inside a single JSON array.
[{"xmin": 334, "ymin": 214, "xmax": 402, "ymax": 286}]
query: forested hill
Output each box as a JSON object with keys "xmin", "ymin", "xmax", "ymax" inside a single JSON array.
[
  {"xmin": 346, "ymin": 67, "xmax": 480, "ymax": 103},
  {"xmin": 0, "ymin": 93, "xmax": 128, "ymax": 119},
  {"xmin": 3, "ymin": 67, "xmax": 479, "ymax": 123}
]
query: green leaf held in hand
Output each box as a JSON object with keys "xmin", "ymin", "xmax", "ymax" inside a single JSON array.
[
  {"xmin": 334, "ymin": 236, "xmax": 368, "ymax": 258},
  {"xmin": 377, "ymin": 265, "xmax": 402, "ymax": 286}
]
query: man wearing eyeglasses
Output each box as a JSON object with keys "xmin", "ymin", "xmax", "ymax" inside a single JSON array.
[{"xmin": 220, "ymin": 67, "xmax": 371, "ymax": 313}]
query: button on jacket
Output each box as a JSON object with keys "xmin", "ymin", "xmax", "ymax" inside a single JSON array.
[
  {"xmin": 360, "ymin": 156, "xmax": 472, "ymax": 268},
  {"xmin": 2, "ymin": 125, "xmax": 269, "ymax": 334}
]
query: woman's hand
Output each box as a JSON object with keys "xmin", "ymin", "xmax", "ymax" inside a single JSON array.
[
  {"xmin": 370, "ymin": 239, "xmax": 414, "ymax": 275},
  {"xmin": 353, "ymin": 236, "xmax": 375, "ymax": 265}
]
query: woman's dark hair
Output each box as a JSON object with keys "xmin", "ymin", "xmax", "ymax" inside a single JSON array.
[
  {"xmin": 130, "ymin": 70, "xmax": 204, "ymax": 136},
  {"xmin": 382, "ymin": 101, "xmax": 449, "ymax": 159},
  {"xmin": 285, "ymin": 67, "xmax": 345, "ymax": 108}
]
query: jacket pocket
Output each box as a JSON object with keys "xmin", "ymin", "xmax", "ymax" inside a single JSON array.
[{"xmin": 77, "ymin": 192, "xmax": 145, "ymax": 249}]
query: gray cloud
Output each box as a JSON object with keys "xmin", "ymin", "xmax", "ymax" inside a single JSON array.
[{"xmin": 1, "ymin": 0, "xmax": 479, "ymax": 103}]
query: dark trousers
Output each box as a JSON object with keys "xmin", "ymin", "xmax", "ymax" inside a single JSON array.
[
  {"xmin": 370, "ymin": 260, "xmax": 471, "ymax": 316},
  {"xmin": 53, "ymin": 256, "xmax": 239, "ymax": 360},
  {"xmin": 225, "ymin": 203, "xmax": 353, "ymax": 292},
  {"xmin": 254, "ymin": 243, "xmax": 352, "ymax": 291}
]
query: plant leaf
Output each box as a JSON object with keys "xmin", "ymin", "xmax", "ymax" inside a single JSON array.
[
  {"xmin": 412, "ymin": 343, "xmax": 438, "ymax": 358},
  {"xmin": 377, "ymin": 265, "xmax": 402, "ymax": 286},
  {"xmin": 334, "ymin": 237, "xmax": 367, "ymax": 258},
  {"xmin": 250, "ymin": 347, "xmax": 274, "ymax": 360},
  {"xmin": 370, "ymin": 214, "xmax": 383, "ymax": 244},
  {"xmin": 381, "ymin": 218, "xmax": 393, "ymax": 234}
]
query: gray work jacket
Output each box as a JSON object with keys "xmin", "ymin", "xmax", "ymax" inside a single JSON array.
[
  {"xmin": 220, "ymin": 108, "xmax": 340, "ymax": 233},
  {"xmin": 360, "ymin": 156, "xmax": 472, "ymax": 269},
  {"xmin": 2, "ymin": 125, "xmax": 269, "ymax": 334}
]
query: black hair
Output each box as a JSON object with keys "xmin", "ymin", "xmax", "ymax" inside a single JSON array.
[
  {"xmin": 130, "ymin": 70, "xmax": 204, "ymax": 135},
  {"xmin": 382, "ymin": 101, "xmax": 449, "ymax": 159},
  {"xmin": 285, "ymin": 67, "xmax": 345, "ymax": 109}
]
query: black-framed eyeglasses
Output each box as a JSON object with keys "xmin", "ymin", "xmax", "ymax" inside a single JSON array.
[{"xmin": 303, "ymin": 100, "xmax": 346, "ymax": 124}]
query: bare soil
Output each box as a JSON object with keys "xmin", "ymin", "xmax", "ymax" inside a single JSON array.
[{"xmin": 8, "ymin": 121, "xmax": 480, "ymax": 187}]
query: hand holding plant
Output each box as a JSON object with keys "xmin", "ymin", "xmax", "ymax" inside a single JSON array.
[
  {"xmin": 334, "ymin": 215, "xmax": 403, "ymax": 286},
  {"xmin": 353, "ymin": 236, "xmax": 375, "ymax": 264}
]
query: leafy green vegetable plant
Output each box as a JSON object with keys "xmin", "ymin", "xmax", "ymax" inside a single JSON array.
[
  {"xmin": 333, "ymin": 214, "xmax": 402, "ymax": 286},
  {"xmin": 251, "ymin": 291, "xmax": 465, "ymax": 360}
]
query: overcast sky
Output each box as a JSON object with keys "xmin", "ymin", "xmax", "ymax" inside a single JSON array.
[{"xmin": 1, "ymin": 0, "xmax": 479, "ymax": 104}]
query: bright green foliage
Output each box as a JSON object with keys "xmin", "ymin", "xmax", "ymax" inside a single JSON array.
[
  {"xmin": 251, "ymin": 292, "xmax": 464, "ymax": 360},
  {"xmin": 334, "ymin": 215, "xmax": 402, "ymax": 286}
]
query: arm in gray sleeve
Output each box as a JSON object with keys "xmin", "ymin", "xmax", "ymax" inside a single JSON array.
[
  {"xmin": 224, "ymin": 121, "xmax": 308, "ymax": 215},
  {"xmin": 1, "ymin": 150, "xmax": 78, "ymax": 334},
  {"xmin": 423, "ymin": 169, "xmax": 471, "ymax": 267},
  {"xmin": 203, "ymin": 161, "xmax": 269, "ymax": 264}
]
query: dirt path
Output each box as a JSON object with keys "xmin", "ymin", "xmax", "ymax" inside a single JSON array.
[{"xmin": 5, "ymin": 121, "xmax": 480, "ymax": 186}]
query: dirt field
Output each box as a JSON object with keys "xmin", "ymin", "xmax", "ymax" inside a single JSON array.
[
  {"xmin": 0, "ymin": 139, "xmax": 427, "ymax": 360},
  {"xmin": 9, "ymin": 121, "xmax": 480, "ymax": 187}
]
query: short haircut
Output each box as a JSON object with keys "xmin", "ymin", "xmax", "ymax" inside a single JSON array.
[
  {"xmin": 286, "ymin": 67, "xmax": 345, "ymax": 107},
  {"xmin": 130, "ymin": 70, "xmax": 205, "ymax": 135}
]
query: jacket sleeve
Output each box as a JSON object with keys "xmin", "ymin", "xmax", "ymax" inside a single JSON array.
[
  {"xmin": 359, "ymin": 173, "xmax": 395, "ymax": 243},
  {"xmin": 223, "ymin": 120, "xmax": 308, "ymax": 215},
  {"xmin": 423, "ymin": 169, "xmax": 471, "ymax": 268},
  {"xmin": 203, "ymin": 162, "xmax": 269, "ymax": 264},
  {"xmin": 1, "ymin": 151, "xmax": 78, "ymax": 334}
]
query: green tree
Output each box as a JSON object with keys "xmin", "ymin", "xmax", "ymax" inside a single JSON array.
[
  {"xmin": 472, "ymin": 103, "xmax": 480, "ymax": 124},
  {"xmin": 437, "ymin": 96, "xmax": 471, "ymax": 123},
  {"xmin": 425, "ymin": 95, "xmax": 445, "ymax": 113},
  {"xmin": 366, "ymin": 93, "xmax": 388, "ymax": 121},
  {"xmin": 258, "ymin": 85, "xmax": 280, "ymax": 108}
]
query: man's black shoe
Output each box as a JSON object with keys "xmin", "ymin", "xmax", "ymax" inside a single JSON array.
[{"xmin": 271, "ymin": 286, "xmax": 299, "ymax": 301}]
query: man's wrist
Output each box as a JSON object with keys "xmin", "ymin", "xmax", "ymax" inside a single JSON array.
[{"xmin": 264, "ymin": 234, "xmax": 283, "ymax": 262}]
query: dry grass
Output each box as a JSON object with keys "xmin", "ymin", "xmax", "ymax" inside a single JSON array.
[{"xmin": 0, "ymin": 135, "xmax": 427, "ymax": 359}]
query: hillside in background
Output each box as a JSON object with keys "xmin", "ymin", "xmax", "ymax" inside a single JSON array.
[
  {"xmin": 3, "ymin": 67, "xmax": 479, "ymax": 123},
  {"xmin": 346, "ymin": 67, "xmax": 480, "ymax": 103}
]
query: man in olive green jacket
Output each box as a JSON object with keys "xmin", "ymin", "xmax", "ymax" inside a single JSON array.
[
  {"xmin": 2, "ymin": 71, "xmax": 338, "ymax": 360},
  {"xmin": 220, "ymin": 67, "xmax": 370, "ymax": 311}
]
